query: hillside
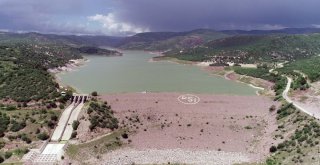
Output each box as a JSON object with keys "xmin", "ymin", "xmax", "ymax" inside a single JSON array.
[
  {"xmin": 164, "ymin": 34, "xmax": 320, "ymax": 63},
  {"xmin": 0, "ymin": 32, "xmax": 123, "ymax": 47},
  {"xmin": 0, "ymin": 36, "xmax": 121, "ymax": 103},
  {"xmin": 2, "ymin": 28, "xmax": 320, "ymax": 52},
  {"xmin": 0, "ymin": 43, "xmax": 81, "ymax": 102},
  {"xmin": 221, "ymin": 27, "xmax": 320, "ymax": 35},
  {"xmin": 117, "ymin": 29, "xmax": 230, "ymax": 50},
  {"xmin": 75, "ymin": 46, "xmax": 122, "ymax": 56}
]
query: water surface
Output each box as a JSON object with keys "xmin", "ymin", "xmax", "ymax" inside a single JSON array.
[{"xmin": 57, "ymin": 51, "xmax": 256, "ymax": 95}]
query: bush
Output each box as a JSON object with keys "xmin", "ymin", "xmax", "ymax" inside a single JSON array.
[
  {"xmin": 72, "ymin": 120, "xmax": 80, "ymax": 130},
  {"xmin": 0, "ymin": 141, "xmax": 5, "ymax": 149},
  {"xmin": 6, "ymin": 105, "xmax": 17, "ymax": 111},
  {"xmin": 71, "ymin": 131, "xmax": 77, "ymax": 139},
  {"xmin": 5, "ymin": 151, "xmax": 12, "ymax": 159},
  {"xmin": 35, "ymin": 128, "xmax": 40, "ymax": 134},
  {"xmin": 21, "ymin": 134, "xmax": 32, "ymax": 144},
  {"xmin": 10, "ymin": 121, "xmax": 26, "ymax": 132},
  {"xmin": 91, "ymin": 91, "xmax": 98, "ymax": 96},
  {"xmin": 47, "ymin": 120, "xmax": 55, "ymax": 129},
  {"xmin": 59, "ymin": 104, "xmax": 65, "ymax": 109},
  {"xmin": 270, "ymin": 145, "xmax": 277, "ymax": 153},
  {"xmin": 0, "ymin": 156, "xmax": 3, "ymax": 163},
  {"xmin": 13, "ymin": 148, "xmax": 29, "ymax": 156},
  {"xmin": 266, "ymin": 158, "xmax": 277, "ymax": 165},
  {"xmin": 121, "ymin": 133, "xmax": 128, "ymax": 139},
  {"xmin": 269, "ymin": 105, "xmax": 276, "ymax": 112},
  {"xmin": 51, "ymin": 115, "xmax": 58, "ymax": 121},
  {"xmin": 37, "ymin": 132, "xmax": 49, "ymax": 140}
]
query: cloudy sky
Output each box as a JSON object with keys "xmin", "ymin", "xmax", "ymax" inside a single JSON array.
[{"xmin": 0, "ymin": 0, "xmax": 320, "ymax": 36}]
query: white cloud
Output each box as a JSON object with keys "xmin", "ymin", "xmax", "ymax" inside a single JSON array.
[
  {"xmin": 312, "ymin": 24, "xmax": 320, "ymax": 28},
  {"xmin": 88, "ymin": 13, "xmax": 149, "ymax": 35}
]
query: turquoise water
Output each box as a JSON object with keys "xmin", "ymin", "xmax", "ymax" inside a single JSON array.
[{"xmin": 57, "ymin": 51, "xmax": 256, "ymax": 95}]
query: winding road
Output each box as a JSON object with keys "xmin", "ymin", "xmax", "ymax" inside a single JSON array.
[{"xmin": 282, "ymin": 76, "xmax": 320, "ymax": 119}]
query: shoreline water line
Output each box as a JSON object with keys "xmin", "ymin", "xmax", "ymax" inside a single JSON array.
[{"xmin": 54, "ymin": 51, "xmax": 259, "ymax": 95}]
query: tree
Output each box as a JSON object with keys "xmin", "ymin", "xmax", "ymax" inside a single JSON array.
[
  {"xmin": 71, "ymin": 131, "xmax": 77, "ymax": 139},
  {"xmin": 0, "ymin": 156, "xmax": 3, "ymax": 163},
  {"xmin": 37, "ymin": 132, "xmax": 49, "ymax": 140},
  {"xmin": 72, "ymin": 120, "xmax": 80, "ymax": 130},
  {"xmin": 51, "ymin": 115, "xmax": 58, "ymax": 121},
  {"xmin": 47, "ymin": 120, "xmax": 55, "ymax": 129},
  {"xmin": 59, "ymin": 104, "xmax": 65, "ymax": 109},
  {"xmin": 91, "ymin": 91, "xmax": 98, "ymax": 96},
  {"xmin": 269, "ymin": 145, "xmax": 277, "ymax": 153},
  {"xmin": 4, "ymin": 151, "xmax": 12, "ymax": 159},
  {"xmin": 269, "ymin": 105, "xmax": 276, "ymax": 112},
  {"xmin": 121, "ymin": 133, "xmax": 128, "ymax": 139}
]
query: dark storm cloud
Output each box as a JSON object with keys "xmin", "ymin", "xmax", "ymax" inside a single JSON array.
[
  {"xmin": 0, "ymin": 0, "xmax": 110, "ymax": 34},
  {"xmin": 1, "ymin": 0, "xmax": 320, "ymax": 35},
  {"xmin": 114, "ymin": 0, "xmax": 320, "ymax": 31}
]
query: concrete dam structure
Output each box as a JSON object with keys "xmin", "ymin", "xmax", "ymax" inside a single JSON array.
[
  {"xmin": 23, "ymin": 94, "xmax": 89, "ymax": 164},
  {"xmin": 51, "ymin": 94, "xmax": 88, "ymax": 142}
]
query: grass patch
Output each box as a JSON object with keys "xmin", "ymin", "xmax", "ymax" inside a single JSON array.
[{"xmin": 66, "ymin": 129, "xmax": 125, "ymax": 161}]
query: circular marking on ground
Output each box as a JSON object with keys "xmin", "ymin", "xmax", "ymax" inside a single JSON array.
[{"xmin": 177, "ymin": 94, "xmax": 200, "ymax": 105}]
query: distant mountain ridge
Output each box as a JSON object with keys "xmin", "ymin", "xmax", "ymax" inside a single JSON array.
[
  {"xmin": 1, "ymin": 27, "xmax": 320, "ymax": 51},
  {"xmin": 221, "ymin": 27, "xmax": 320, "ymax": 35}
]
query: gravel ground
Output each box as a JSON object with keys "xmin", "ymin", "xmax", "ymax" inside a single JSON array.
[{"xmin": 102, "ymin": 148, "xmax": 250, "ymax": 165}]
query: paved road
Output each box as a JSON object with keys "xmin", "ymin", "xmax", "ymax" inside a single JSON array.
[{"xmin": 282, "ymin": 76, "xmax": 320, "ymax": 119}]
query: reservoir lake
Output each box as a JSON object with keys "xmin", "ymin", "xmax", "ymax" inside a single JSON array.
[{"xmin": 57, "ymin": 51, "xmax": 257, "ymax": 95}]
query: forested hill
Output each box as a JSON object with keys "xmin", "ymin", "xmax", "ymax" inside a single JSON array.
[
  {"xmin": 0, "ymin": 34, "xmax": 121, "ymax": 103},
  {"xmin": 116, "ymin": 29, "xmax": 230, "ymax": 50},
  {"xmin": 0, "ymin": 32, "xmax": 124, "ymax": 47},
  {"xmin": 0, "ymin": 43, "xmax": 82, "ymax": 102},
  {"xmin": 165, "ymin": 34, "xmax": 320, "ymax": 63},
  {"xmin": 75, "ymin": 46, "xmax": 122, "ymax": 56},
  {"xmin": 2, "ymin": 27, "xmax": 320, "ymax": 51}
]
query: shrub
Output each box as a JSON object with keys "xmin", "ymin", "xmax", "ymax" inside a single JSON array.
[
  {"xmin": 6, "ymin": 105, "xmax": 17, "ymax": 111},
  {"xmin": 37, "ymin": 132, "xmax": 49, "ymax": 140},
  {"xmin": 51, "ymin": 115, "xmax": 58, "ymax": 121},
  {"xmin": 270, "ymin": 146, "xmax": 277, "ymax": 153},
  {"xmin": 91, "ymin": 91, "xmax": 98, "ymax": 96},
  {"xmin": 0, "ymin": 156, "xmax": 3, "ymax": 163},
  {"xmin": 35, "ymin": 128, "xmax": 40, "ymax": 134},
  {"xmin": 71, "ymin": 131, "xmax": 77, "ymax": 139},
  {"xmin": 245, "ymin": 126, "xmax": 252, "ymax": 129},
  {"xmin": 47, "ymin": 120, "xmax": 55, "ymax": 129},
  {"xmin": 266, "ymin": 158, "xmax": 277, "ymax": 165},
  {"xmin": 59, "ymin": 104, "xmax": 65, "ymax": 109},
  {"xmin": 72, "ymin": 120, "xmax": 80, "ymax": 130},
  {"xmin": 21, "ymin": 134, "xmax": 32, "ymax": 144},
  {"xmin": 10, "ymin": 121, "xmax": 26, "ymax": 132},
  {"xmin": 121, "ymin": 133, "xmax": 128, "ymax": 139},
  {"xmin": 40, "ymin": 109, "xmax": 47, "ymax": 114},
  {"xmin": 269, "ymin": 105, "xmax": 276, "ymax": 112},
  {"xmin": 5, "ymin": 151, "xmax": 12, "ymax": 159},
  {"xmin": 0, "ymin": 141, "xmax": 5, "ymax": 149},
  {"xmin": 13, "ymin": 148, "xmax": 29, "ymax": 156}
]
